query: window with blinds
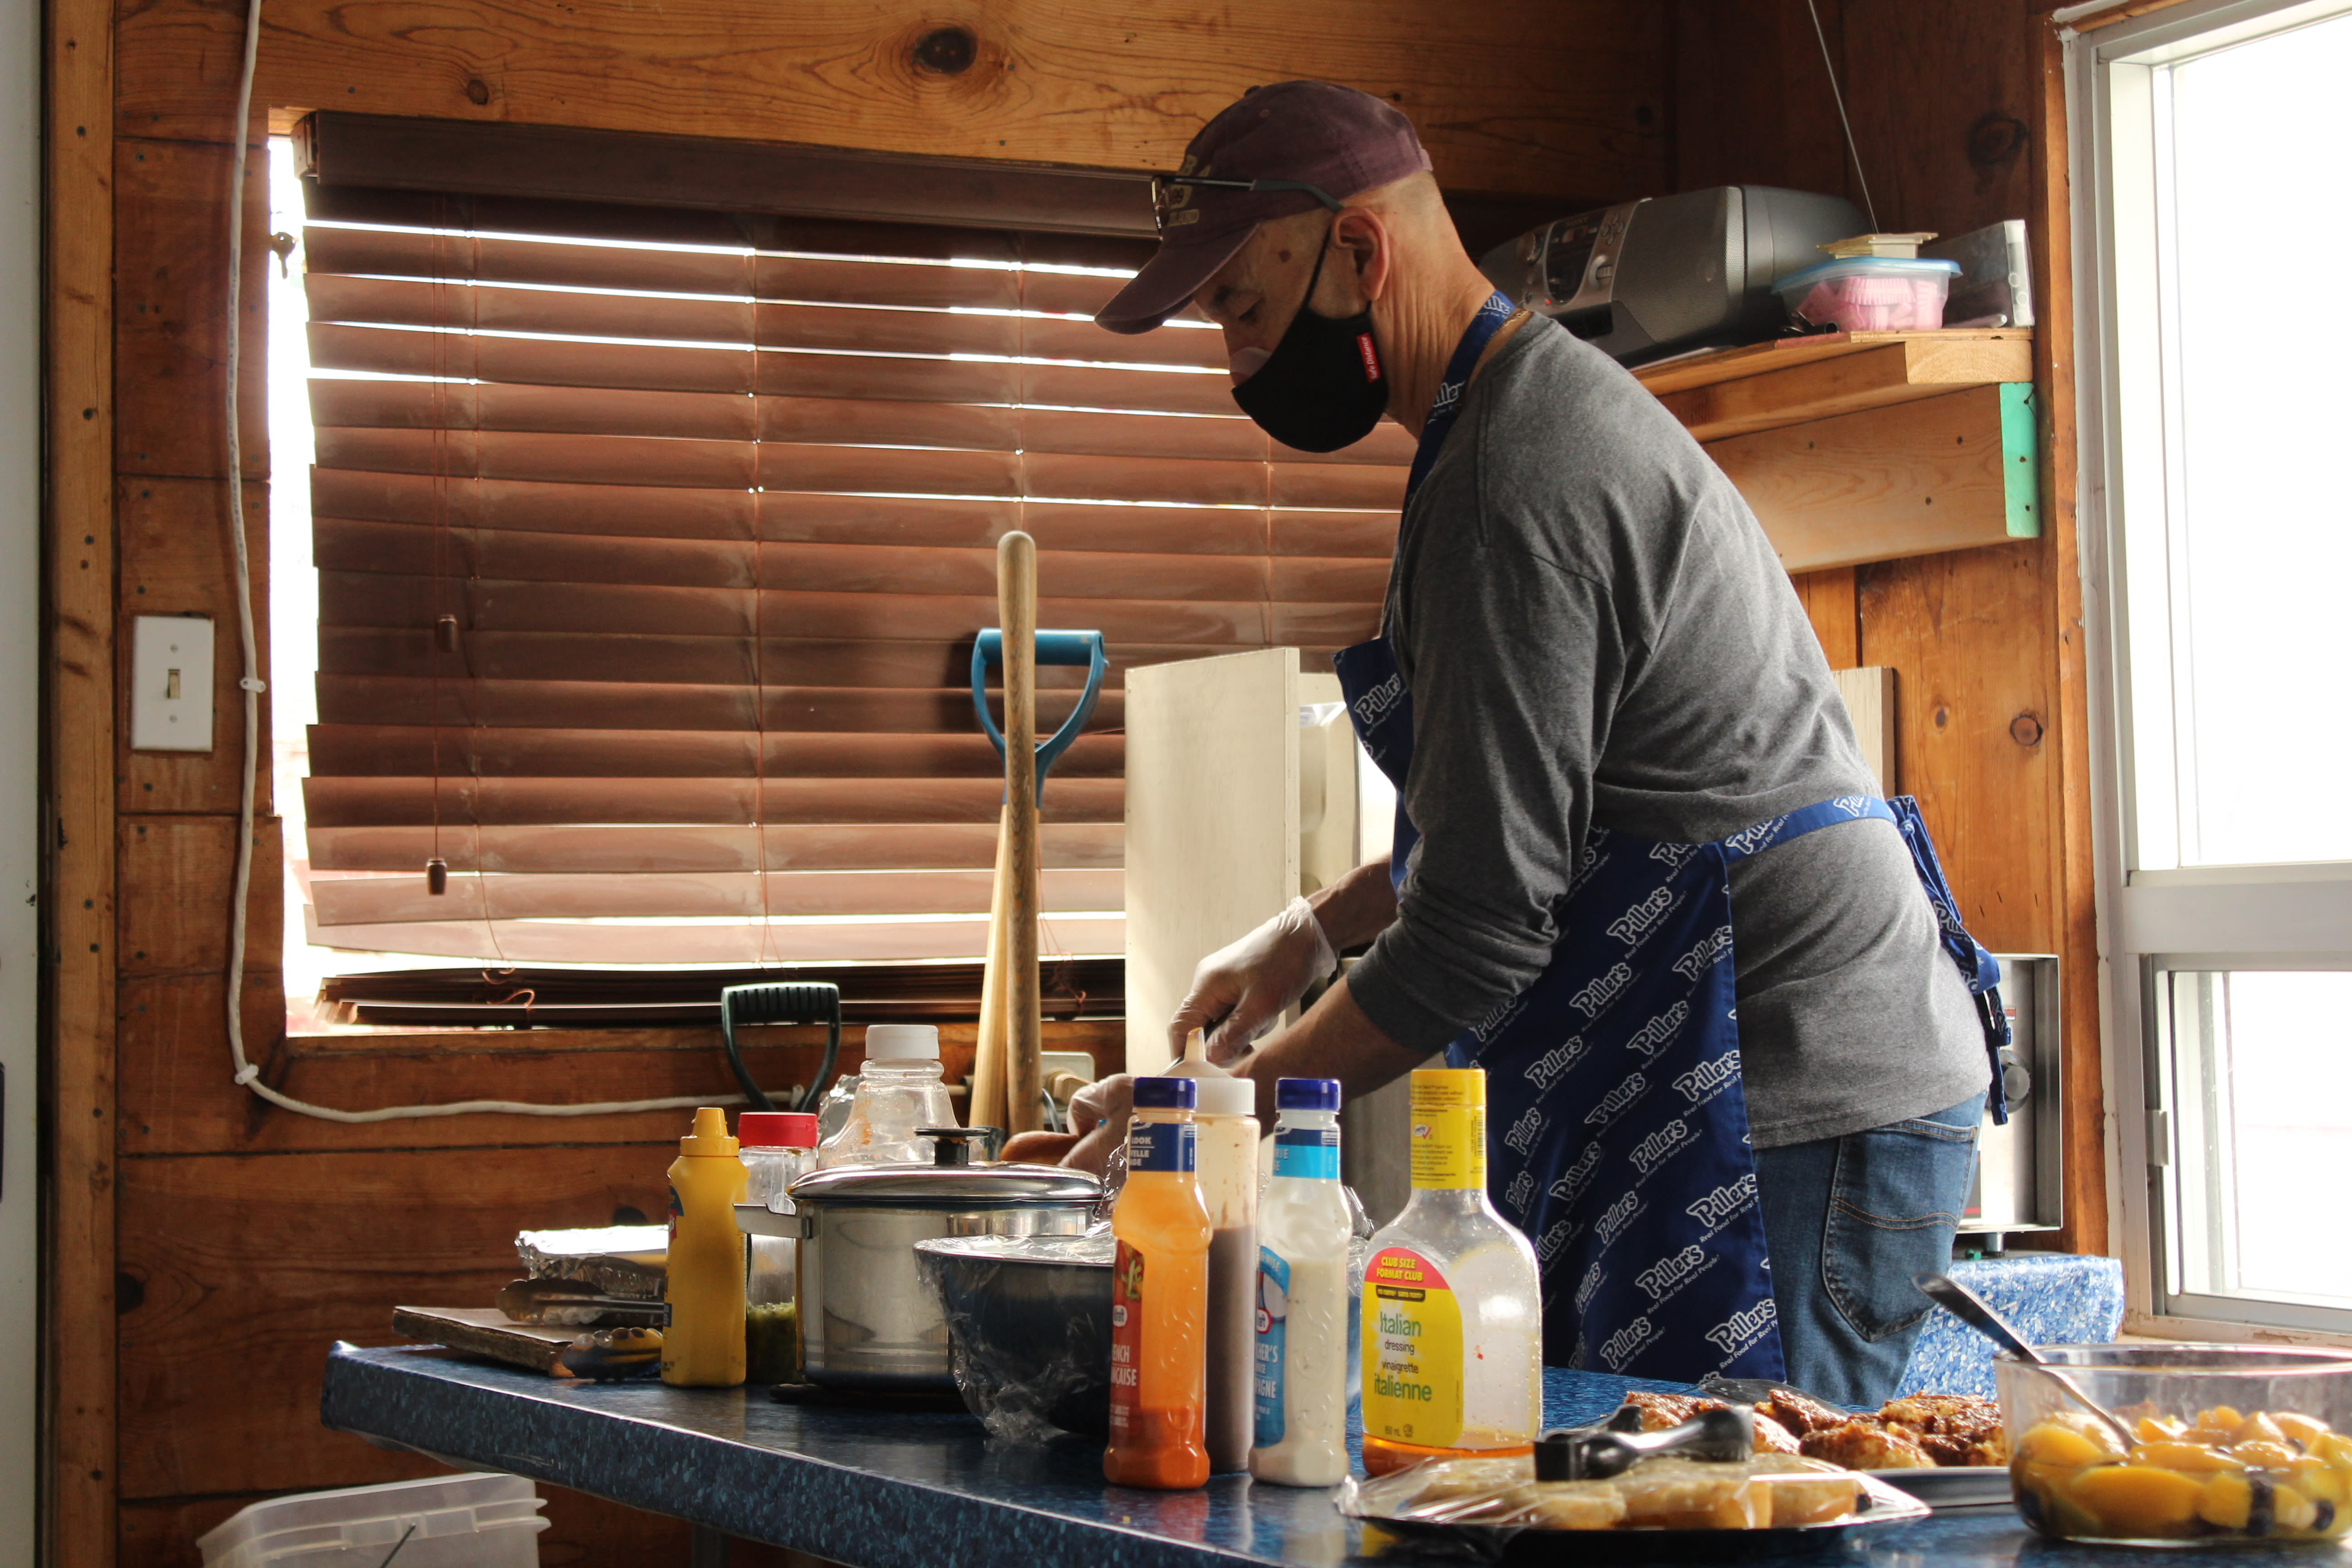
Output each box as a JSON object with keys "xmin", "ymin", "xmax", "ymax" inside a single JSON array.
[{"xmin": 287, "ymin": 180, "xmax": 1410, "ymax": 967}]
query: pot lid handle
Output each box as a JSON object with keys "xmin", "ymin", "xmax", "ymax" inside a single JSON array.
[{"xmin": 920, "ymin": 1127, "xmax": 1000, "ymax": 1166}]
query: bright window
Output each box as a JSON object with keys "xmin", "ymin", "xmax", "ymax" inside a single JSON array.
[
  {"xmin": 2133, "ymin": 9, "xmax": 2352, "ymax": 869},
  {"xmin": 2080, "ymin": 0, "xmax": 2352, "ymax": 1336},
  {"xmin": 2165, "ymin": 970, "xmax": 2352, "ymax": 1310},
  {"xmin": 265, "ymin": 134, "xmax": 1402, "ymax": 1024}
]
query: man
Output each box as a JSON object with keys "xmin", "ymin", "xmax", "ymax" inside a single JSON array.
[{"xmin": 1067, "ymin": 81, "xmax": 1995, "ymax": 1403}]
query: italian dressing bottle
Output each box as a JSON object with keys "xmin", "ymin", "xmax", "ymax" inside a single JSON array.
[
  {"xmin": 1104, "ymin": 1076, "xmax": 1212, "ymax": 1490},
  {"xmin": 1359, "ymin": 1068, "xmax": 1541, "ymax": 1476},
  {"xmin": 1250, "ymin": 1077, "xmax": 1351, "ymax": 1487},
  {"xmin": 662, "ymin": 1107, "xmax": 749, "ymax": 1387}
]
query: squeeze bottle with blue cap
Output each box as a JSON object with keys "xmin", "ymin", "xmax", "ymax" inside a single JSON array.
[
  {"xmin": 1250, "ymin": 1077, "xmax": 1351, "ymax": 1486},
  {"xmin": 1360, "ymin": 1068, "xmax": 1540, "ymax": 1476},
  {"xmin": 1104, "ymin": 1076, "xmax": 1212, "ymax": 1490}
]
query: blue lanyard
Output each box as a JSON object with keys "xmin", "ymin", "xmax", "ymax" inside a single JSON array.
[{"xmin": 1403, "ymin": 291, "xmax": 1519, "ymax": 506}]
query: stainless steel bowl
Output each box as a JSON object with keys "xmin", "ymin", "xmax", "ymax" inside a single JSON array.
[
  {"xmin": 789, "ymin": 1162, "xmax": 1098, "ymax": 1392},
  {"xmin": 916, "ymin": 1232, "xmax": 1115, "ymax": 1438}
]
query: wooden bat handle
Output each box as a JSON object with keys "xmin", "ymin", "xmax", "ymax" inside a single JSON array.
[
  {"xmin": 1000, "ymin": 532, "xmax": 1043, "ymax": 1137},
  {"xmin": 969, "ymin": 805, "xmax": 1011, "ymax": 1135}
]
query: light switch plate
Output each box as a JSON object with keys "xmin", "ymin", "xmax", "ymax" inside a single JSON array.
[{"xmin": 130, "ymin": 615, "xmax": 216, "ymax": 752}]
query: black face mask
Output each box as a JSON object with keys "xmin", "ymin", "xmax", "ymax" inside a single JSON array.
[{"xmin": 1230, "ymin": 230, "xmax": 1388, "ymax": 453}]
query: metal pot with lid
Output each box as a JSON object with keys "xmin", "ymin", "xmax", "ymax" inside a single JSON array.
[{"xmin": 788, "ymin": 1128, "xmax": 1100, "ymax": 1390}]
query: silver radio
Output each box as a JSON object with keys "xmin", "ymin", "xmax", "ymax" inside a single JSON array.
[{"xmin": 1477, "ymin": 185, "xmax": 1866, "ymax": 368}]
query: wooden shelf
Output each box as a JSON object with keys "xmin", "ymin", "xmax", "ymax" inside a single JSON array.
[
  {"xmin": 1635, "ymin": 330, "xmax": 2039, "ymax": 574},
  {"xmin": 1635, "ymin": 328, "xmax": 2034, "ymax": 441}
]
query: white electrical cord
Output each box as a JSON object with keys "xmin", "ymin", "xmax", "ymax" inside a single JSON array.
[{"xmin": 220, "ymin": 0, "xmax": 734, "ymax": 1120}]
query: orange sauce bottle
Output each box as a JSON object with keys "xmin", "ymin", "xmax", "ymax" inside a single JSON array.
[{"xmin": 1104, "ymin": 1075, "xmax": 1212, "ymax": 1490}]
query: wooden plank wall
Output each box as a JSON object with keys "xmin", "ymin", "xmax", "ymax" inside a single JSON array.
[
  {"xmin": 1671, "ymin": 0, "xmax": 2105, "ymax": 1256},
  {"xmin": 74, "ymin": 5, "xmax": 1676, "ymax": 1566}
]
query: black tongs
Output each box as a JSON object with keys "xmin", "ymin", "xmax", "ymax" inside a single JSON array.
[{"xmin": 1533, "ymin": 1405, "xmax": 1752, "ymax": 1481}]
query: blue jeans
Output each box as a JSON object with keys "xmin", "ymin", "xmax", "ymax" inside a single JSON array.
[{"xmin": 1753, "ymin": 1093, "xmax": 1986, "ymax": 1406}]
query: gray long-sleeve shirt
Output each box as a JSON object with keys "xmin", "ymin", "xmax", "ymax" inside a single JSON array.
[{"xmin": 1344, "ymin": 318, "xmax": 1987, "ymax": 1149}]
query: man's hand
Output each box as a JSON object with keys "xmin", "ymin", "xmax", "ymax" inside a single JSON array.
[
  {"xmin": 1168, "ymin": 897, "xmax": 1338, "ymax": 1066},
  {"xmin": 1058, "ymin": 1073, "xmax": 1135, "ymax": 1176}
]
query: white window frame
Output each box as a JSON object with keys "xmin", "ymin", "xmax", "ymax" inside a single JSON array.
[{"xmin": 2071, "ymin": 0, "xmax": 2352, "ymax": 1341}]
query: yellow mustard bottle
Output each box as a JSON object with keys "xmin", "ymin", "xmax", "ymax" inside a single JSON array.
[{"xmin": 662, "ymin": 1107, "xmax": 749, "ymax": 1387}]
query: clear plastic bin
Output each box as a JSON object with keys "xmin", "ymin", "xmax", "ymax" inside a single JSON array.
[
  {"xmin": 1774, "ymin": 256, "xmax": 1961, "ymax": 332},
  {"xmin": 197, "ymin": 1473, "xmax": 548, "ymax": 1568}
]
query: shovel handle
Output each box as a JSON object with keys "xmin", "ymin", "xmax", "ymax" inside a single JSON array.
[{"xmin": 972, "ymin": 627, "xmax": 1105, "ymax": 804}]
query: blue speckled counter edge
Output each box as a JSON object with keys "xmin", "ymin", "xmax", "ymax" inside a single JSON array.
[{"xmin": 320, "ymin": 1341, "xmax": 2229, "ymax": 1568}]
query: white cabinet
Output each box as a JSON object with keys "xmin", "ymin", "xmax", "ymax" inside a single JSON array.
[{"xmin": 1122, "ymin": 651, "xmax": 1378, "ymax": 1075}]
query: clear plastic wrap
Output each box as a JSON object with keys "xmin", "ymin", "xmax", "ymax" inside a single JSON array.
[
  {"xmin": 916, "ymin": 1230, "xmax": 1117, "ymax": 1444},
  {"xmin": 1344, "ymin": 1184, "xmax": 1373, "ymax": 1410},
  {"xmin": 1334, "ymin": 1451, "xmax": 1907, "ymax": 1561}
]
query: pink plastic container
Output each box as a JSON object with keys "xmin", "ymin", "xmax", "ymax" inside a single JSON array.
[{"xmin": 1774, "ymin": 257, "xmax": 1960, "ymax": 333}]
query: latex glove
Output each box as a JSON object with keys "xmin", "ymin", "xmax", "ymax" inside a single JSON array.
[
  {"xmin": 1168, "ymin": 896, "xmax": 1339, "ymax": 1067},
  {"xmin": 1060, "ymin": 1074, "xmax": 1134, "ymax": 1177}
]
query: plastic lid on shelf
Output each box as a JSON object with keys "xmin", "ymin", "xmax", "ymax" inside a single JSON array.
[
  {"xmin": 862, "ymin": 1023, "xmax": 940, "ymax": 1062},
  {"xmin": 1277, "ymin": 1077, "xmax": 1342, "ymax": 1112},
  {"xmin": 1132, "ymin": 1075, "xmax": 1198, "ymax": 1110},
  {"xmin": 1818, "ymin": 230, "xmax": 1939, "ymax": 259},
  {"xmin": 737, "ymin": 1111, "xmax": 820, "ymax": 1148},
  {"xmin": 1194, "ymin": 1076, "xmax": 1256, "ymax": 1118},
  {"xmin": 1772, "ymin": 255, "xmax": 1960, "ymax": 294}
]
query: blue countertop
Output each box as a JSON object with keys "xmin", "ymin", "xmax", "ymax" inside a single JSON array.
[{"xmin": 318, "ymin": 1343, "xmax": 2288, "ymax": 1567}]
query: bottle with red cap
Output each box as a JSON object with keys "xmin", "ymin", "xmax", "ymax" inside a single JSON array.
[{"xmin": 739, "ymin": 1110, "xmax": 819, "ymax": 1383}]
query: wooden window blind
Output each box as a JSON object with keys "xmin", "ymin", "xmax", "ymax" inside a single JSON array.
[{"xmin": 293, "ymin": 182, "xmax": 1408, "ymax": 965}]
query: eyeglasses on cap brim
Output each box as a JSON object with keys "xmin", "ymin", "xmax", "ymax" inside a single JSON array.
[{"xmin": 1148, "ymin": 175, "xmax": 1346, "ymax": 233}]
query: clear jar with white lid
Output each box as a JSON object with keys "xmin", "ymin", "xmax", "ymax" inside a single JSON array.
[{"xmin": 816, "ymin": 1025, "xmax": 957, "ymax": 1169}]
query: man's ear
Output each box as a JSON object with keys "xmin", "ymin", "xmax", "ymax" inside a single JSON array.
[{"xmin": 1329, "ymin": 208, "xmax": 1393, "ymax": 308}]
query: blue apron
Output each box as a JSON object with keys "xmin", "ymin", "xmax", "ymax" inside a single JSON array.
[{"xmin": 1333, "ymin": 297, "xmax": 2012, "ymax": 1382}]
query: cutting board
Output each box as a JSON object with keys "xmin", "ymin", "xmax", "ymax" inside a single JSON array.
[{"xmin": 391, "ymin": 1305, "xmax": 577, "ymax": 1374}]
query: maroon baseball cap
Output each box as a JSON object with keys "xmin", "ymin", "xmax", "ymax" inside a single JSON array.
[{"xmin": 1095, "ymin": 81, "xmax": 1434, "ymax": 336}]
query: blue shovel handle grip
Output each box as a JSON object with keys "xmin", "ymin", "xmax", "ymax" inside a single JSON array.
[{"xmin": 971, "ymin": 629, "xmax": 1107, "ymax": 806}]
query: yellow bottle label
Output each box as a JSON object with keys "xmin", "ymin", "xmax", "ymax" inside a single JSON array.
[
  {"xmin": 1409, "ymin": 1068, "xmax": 1485, "ymax": 1190},
  {"xmin": 1362, "ymin": 1246, "xmax": 1464, "ymax": 1448}
]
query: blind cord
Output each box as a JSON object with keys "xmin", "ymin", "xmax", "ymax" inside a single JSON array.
[{"xmin": 219, "ymin": 0, "xmax": 735, "ymax": 1121}]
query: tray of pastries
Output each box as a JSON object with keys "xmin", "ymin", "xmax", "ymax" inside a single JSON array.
[
  {"xmin": 1340, "ymin": 1406, "xmax": 1930, "ymax": 1561},
  {"xmin": 1638, "ymin": 1386, "xmax": 2011, "ymax": 1507}
]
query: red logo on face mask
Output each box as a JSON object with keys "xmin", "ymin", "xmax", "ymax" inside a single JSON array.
[{"xmin": 1357, "ymin": 333, "xmax": 1382, "ymax": 383}]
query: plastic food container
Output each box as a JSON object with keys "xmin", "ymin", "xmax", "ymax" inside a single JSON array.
[
  {"xmin": 1999, "ymin": 1343, "xmax": 2352, "ymax": 1547},
  {"xmin": 197, "ymin": 1473, "xmax": 547, "ymax": 1568},
  {"xmin": 1774, "ymin": 256, "xmax": 1960, "ymax": 332}
]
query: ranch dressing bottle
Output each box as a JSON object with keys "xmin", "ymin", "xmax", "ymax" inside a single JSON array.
[
  {"xmin": 1359, "ymin": 1068, "xmax": 1541, "ymax": 1477},
  {"xmin": 1250, "ymin": 1077, "xmax": 1351, "ymax": 1487}
]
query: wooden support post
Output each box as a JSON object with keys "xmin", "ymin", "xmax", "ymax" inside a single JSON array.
[{"xmin": 46, "ymin": 0, "xmax": 118, "ymax": 1548}]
